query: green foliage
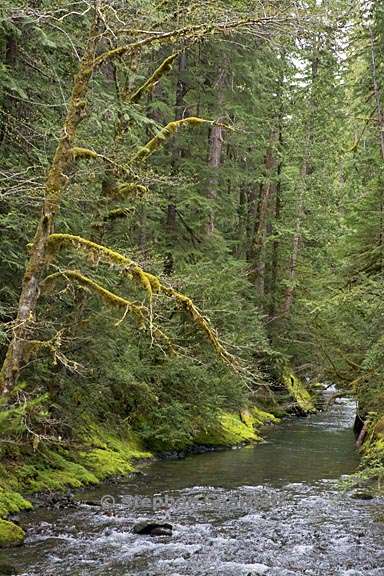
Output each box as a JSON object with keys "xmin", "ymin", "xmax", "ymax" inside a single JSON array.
[{"xmin": 0, "ymin": 0, "xmax": 343, "ymax": 525}]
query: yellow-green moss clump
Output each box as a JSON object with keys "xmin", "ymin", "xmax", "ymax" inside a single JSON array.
[
  {"xmin": 0, "ymin": 487, "xmax": 31, "ymax": 547},
  {"xmin": 17, "ymin": 451, "xmax": 99, "ymax": 493},
  {"xmin": 195, "ymin": 408, "xmax": 276, "ymax": 447},
  {"xmin": 282, "ymin": 369, "xmax": 315, "ymax": 414},
  {"xmin": 76, "ymin": 423, "xmax": 152, "ymax": 480},
  {"xmin": 0, "ymin": 490, "xmax": 32, "ymax": 519},
  {"xmin": 0, "ymin": 519, "xmax": 24, "ymax": 547},
  {"xmin": 250, "ymin": 406, "xmax": 280, "ymax": 426}
]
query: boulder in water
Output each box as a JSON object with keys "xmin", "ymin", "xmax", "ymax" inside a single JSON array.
[
  {"xmin": 351, "ymin": 490, "xmax": 374, "ymax": 500},
  {"xmin": 133, "ymin": 522, "xmax": 172, "ymax": 537}
]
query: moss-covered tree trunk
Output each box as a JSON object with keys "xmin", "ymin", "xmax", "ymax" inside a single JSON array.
[{"xmin": 0, "ymin": 18, "xmax": 99, "ymax": 395}]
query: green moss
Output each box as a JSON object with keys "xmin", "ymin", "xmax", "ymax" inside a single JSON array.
[
  {"xmin": 374, "ymin": 416, "xmax": 384, "ymax": 438},
  {"xmin": 44, "ymin": 270, "xmax": 146, "ymax": 327},
  {"xmin": 79, "ymin": 423, "xmax": 151, "ymax": 458},
  {"xmin": 0, "ymin": 423, "xmax": 152, "ymax": 522},
  {"xmin": 250, "ymin": 406, "xmax": 280, "ymax": 425},
  {"xmin": 18, "ymin": 450, "xmax": 99, "ymax": 493},
  {"xmin": 0, "ymin": 519, "xmax": 24, "ymax": 547},
  {"xmin": 282, "ymin": 369, "xmax": 315, "ymax": 414},
  {"xmin": 0, "ymin": 490, "xmax": 32, "ymax": 518},
  {"xmin": 16, "ymin": 425, "xmax": 152, "ymax": 492},
  {"xmin": 195, "ymin": 411, "xmax": 261, "ymax": 446},
  {"xmin": 77, "ymin": 448, "xmax": 134, "ymax": 479},
  {"xmin": 133, "ymin": 117, "xmax": 213, "ymax": 161},
  {"xmin": 76, "ymin": 423, "xmax": 151, "ymax": 481},
  {"xmin": 360, "ymin": 419, "xmax": 384, "ymax": 475},
  {"xmin": 129, "ymin": 52, "xmax": 179, "ymax": 103}
]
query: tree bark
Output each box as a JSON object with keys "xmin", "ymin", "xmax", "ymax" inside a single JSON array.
[
  {"xmin": 269, "ymin": 154, "xmax": 282, "ymax": 318},
  {"xmin": 281, "ymin": 161, "xmax": 306, "ymax": 317},
  {"xmin": 166, "ymin": 51, "xmax": 188, "ymax": 235},
  {"xmin": 369, "ymin": 25, "xmax": 384, "ymax": 161},
  {"xmin": 250, "ymin": 134, "xmax": 277, "ymax": 296},
  {"xmin": 205, "ymin": 69, "xmax": 226, "ymax": 236},
  {"xmin": 0, "ymin": 17, "xmax": 100, "ymax": 395},
  {"xmin": 236, "ymin": 185, "xmax": 247, "ymax": 258}
]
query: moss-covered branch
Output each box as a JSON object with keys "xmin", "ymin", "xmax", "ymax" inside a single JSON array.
[
  {"xmin": 43, "ymin": 270, "xmax": 172, "ymax": 348},
  {"xmin": 133, "ymin": 117, "xmax": 212, "ymax": 161},
  {"xmin": 70, "ymin": 147, "xmax": 131, "ymax": 176},
  {"xmin": 103, "ymin": 208, "xmax": 132, "ymax": 222},
  {"xmin": 129, "ymin": 52, "xmax": 179, "ymax": 104},
  {"xmin": 47, "ymin": 234, "xmax": 239, "ymax": 369},
  {"xmin": 94, "ymin": 16, "xmax": 284, "ymax": 69},
  {"xmin": 113, "ymin": 182, "xmax": 149, "ymax": 198},
  {"xmin": 43, "ymin": 270, "xmax": 146, "ymax": 325},
  {"xmin": 47, "ymin": 234, "xmax": 157, "ymax": 303}
]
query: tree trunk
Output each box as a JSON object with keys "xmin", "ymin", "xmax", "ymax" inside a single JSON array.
[
  {"xmin": 245, "ymin": 184, "xmax": 260, "ymax": 261},
  {"xmin": 369, "ymin": 26, "xmax": 384, "ymax": 161},
  {"xmin": 206, "ymin": 69, "xmax": 226, "ymax": 236},
  {"xmin": 0, "ymin": 18, "xmax": 99, "ymax": 395},
  {"xmin": 280, "ymin": 40, "xmax": 319, "ymax": 319},
  {"xmin": 269, "ymin": 157, "xmax": 282, "ymax": 318},
  {"xmin": 236, "ymin": 186, "xmax": 247, "ymax": 258},
  {"xmin": 250, "ymin": 134, "xmax": 277, "ymax": 296},
  {"xmin": 166, "ymin": 51, "xmax": 188, "ymax": 235},
  {"xmin": 281, "ymin": 161, "xmax": 306, "ymax": 317}
]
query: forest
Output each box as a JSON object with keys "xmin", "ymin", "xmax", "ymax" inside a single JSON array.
[{"xmin": 0, "ymin": 0, "xmax": 384, "ymax": 571}]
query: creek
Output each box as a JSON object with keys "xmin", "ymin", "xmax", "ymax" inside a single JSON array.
[{"xmin": 4, "ymin": 392, "xmax": 384, "ymax": 575}]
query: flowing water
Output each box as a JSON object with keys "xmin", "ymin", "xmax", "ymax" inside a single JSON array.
[{"xmin": 4, "ymin": 394, "xmax": 384, "ymax": 575}]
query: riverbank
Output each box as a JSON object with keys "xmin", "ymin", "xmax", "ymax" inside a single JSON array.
[{"xmin": 0, "ymin": 407, "xmax": 275, "ymax": 547}]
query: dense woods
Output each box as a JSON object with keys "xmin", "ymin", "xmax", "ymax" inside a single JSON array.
[{"xmin": 1, "ymin": 0, "xmax": 384, "ymax": 547}]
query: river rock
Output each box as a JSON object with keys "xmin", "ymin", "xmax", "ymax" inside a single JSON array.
[
  {"xmin": 133, "ymin": 522, "xmax": 172, "ymax": 537},
  {"xmin": 350, "ymin": 490, "xmax": 374, "ymax": 500}
]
